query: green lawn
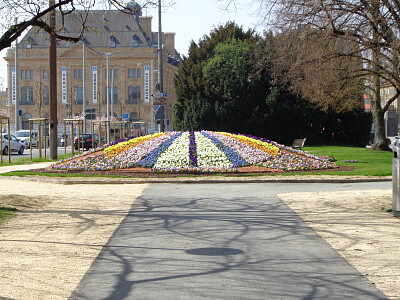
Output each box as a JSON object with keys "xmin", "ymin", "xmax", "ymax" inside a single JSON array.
[
  {"xmin": 0, "ymin": 207, "xmax": 17, "ymax": 223},
  {"xmin": 302, "ymin": 146, "xmax": 393, "ymax": 176}
]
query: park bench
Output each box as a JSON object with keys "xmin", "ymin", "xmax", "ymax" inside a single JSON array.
[{"xmin": 292, "ymin": 138, "xmax": 306, "ymax": 149}]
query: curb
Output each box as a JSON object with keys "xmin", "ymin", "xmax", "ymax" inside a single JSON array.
[{"xmin": 1, "ymin": 175, "xmax": 393, "ymax": 185}]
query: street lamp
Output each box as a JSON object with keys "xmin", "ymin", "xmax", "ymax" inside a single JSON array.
[
  {"xmin": 105, "ymin": 52, "xmax": 111, "ymax": 143},
  {"xmin": 14, "ymin": 17, "xmax": 20, "ymax": 132},
  {"xmin": 105, "ymin": 53, "xmax": 111, "ymax": 121}
]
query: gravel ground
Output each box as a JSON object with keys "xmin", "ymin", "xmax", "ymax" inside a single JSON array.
[{"xmin": 0, "ymin": 178, "xmax": 147, "ymax": 300}]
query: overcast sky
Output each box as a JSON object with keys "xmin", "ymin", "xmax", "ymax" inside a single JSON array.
[{"xmin": 0, "ymin": 0, "xmax": 264, "ymax": 90}]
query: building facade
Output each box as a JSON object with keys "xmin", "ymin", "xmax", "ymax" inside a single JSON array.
[{"xmin": 4, "ymin": 8, "xmax": 180, "ymax": 135}]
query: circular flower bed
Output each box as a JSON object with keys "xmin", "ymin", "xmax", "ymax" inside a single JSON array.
[{"xmin": 52, "ymin": 131, "xmax": 336, "ymax": 173}]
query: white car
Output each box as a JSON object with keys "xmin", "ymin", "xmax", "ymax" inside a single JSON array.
[
  {"xmin": 15, "ymin": 130, "xmax": 38, "ymax": 149},
  {"xmin": 1, "ymin": 133, "xmax": 25, "ymax": 155}
]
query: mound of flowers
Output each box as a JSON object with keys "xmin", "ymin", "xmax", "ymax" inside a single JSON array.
[{"xmin": 52, "ymin": 131, "xmax": 335, "ymax": 173}]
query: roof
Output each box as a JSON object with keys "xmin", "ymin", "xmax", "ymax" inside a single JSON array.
[{"xmin": 19, "ymin": 10, "xmax": 155, "ymax": 50}]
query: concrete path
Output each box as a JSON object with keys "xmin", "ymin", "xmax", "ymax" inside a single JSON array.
[
  {"xmin": 0, "ymin": 162, "xmax": 53, "ymax": 174},
  {"xmin": 70, "ymin": 183, "xmax": 389, "ymax": 300}
]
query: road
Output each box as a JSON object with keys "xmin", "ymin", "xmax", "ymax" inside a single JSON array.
[
  {"xmin": 71, "ymin": 182, "xmax": 389, "ymax": 300},
  {"xmin": 3, "ymin": 146, "xmax": 78, "ymax": 162}
]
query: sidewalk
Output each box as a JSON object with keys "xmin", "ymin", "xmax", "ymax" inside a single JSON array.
[{"xmin": 0, "ymin": 162, "xmax": 54, "ymax": 174}]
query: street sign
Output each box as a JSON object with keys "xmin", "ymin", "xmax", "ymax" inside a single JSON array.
[
  {"xmin": 122, "ymin": 113, "xmax": 130, "ymax": 119},
  {"xmin": 151, "ymin": 92, "xmax": 167, "ymax": 98},
  {"xmin": 153, "ymin": 101, "xmax": 167, "ymax": 106},
  {"xmin": 155, "ymin": 106, "xmax": 165, "ymax": 120}
]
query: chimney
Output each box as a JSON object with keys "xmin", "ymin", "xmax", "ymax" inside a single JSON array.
[
  {"xmin": 139, "ymin": 16, "xmax": 152, "ymax": 39},
  {"xmin": 164, "ymin": 32, "xmax": 176, "ymax": 56}
]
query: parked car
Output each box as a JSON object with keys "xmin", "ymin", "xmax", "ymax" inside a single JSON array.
[
  {"xmin": 15, "ymin": 130, "xmax": 38, "ymax": 149},
  {"xmin": 1, "ymin": 133, "xmax": 25, "ymax": 155},
  {"xmin": 74, "ymin": 133, "xmax": 102, "ymax": 150}
]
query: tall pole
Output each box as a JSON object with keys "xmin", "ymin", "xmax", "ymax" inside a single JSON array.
[
  {"xmin": 14, "ymin": 17, "xmax": 19, "ymax": 132},
  {"xmin": 106, "ymin": 53, "xmax": 110, "ymax": 121},
  {"xmin": 105, "ymin": 53, "xmax": 111, "ymax": 143},
  {"xmin": 49, "ymin": 0, "xmax": 58, "ymax": 159},
  {"xmin": 157, "ymin": 0, "xmax": 165, "ymax": 132},
  {"xmin": 111, "ymin": 66, "xmax": 114, "ymax": 119},
  {"xmin": 82, "ymin": 42, "xmax": 86, "ymax": 131}
]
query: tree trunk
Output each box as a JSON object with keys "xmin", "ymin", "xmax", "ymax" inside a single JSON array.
[
  {"xmin": 370, "ymin": 3, "xmax": 391, "ymax": 151},
  {"xmin": 371, "ymin": 105, "xmax": 390, "ymax": 151},
  {"xmin": 370, "ymin": 60, "xmax": 390, "ymax": 151}
]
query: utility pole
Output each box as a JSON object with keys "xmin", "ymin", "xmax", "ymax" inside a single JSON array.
[
  {"xmin": 14, "ymin": 17, "xmax": 19, "ymax": 132},
  {"xmin": 49, "ymin": 0, "xmax": 58, "ymax": 159},
  {"xmin": 82, "ymin": 42, "xmax": 86, "ymax": 131},
  {"xmin": 157, "ymin": 0, "xmax": 165, "ymax": 132}
]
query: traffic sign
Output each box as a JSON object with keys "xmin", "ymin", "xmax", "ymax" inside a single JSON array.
[
  {"xmin": 153, "ymin": 101, "xmax": 167, "ymax": 106},
  {"xmin": 151, "ymin": 92, "xmax": 167, "ymax": 98},
  {"xmin": 155, "ymin": 106, "xmax": 165, "ymax": 120},
  {"xmin": 122, "ymin": 113, "xmax": 130, "ymax": 119}
]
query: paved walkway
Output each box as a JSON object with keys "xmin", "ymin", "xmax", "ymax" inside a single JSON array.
[
  {"xmin": 70, "ymin": 183, "xmax": 388, "ymax": 299},
  {"xmin": 0, "ymin": 162, "xmax": 53, "ymax": 174}
]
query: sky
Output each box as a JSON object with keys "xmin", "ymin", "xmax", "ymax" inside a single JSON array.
[{"xmin": 0, "ymin": 0, "xmax": 265, "ymax": 90}]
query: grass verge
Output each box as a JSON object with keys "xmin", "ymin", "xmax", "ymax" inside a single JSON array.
[
  {"xmin": 0, "ymin": 146, "xmax": 393, "ymax": 177},
  {"xmin": 0, "ymin": 207, "xmax": 17, "ymax": 223},
  {"xmin": 301, "ymin": 146, "xmax": 392, "ymax": 176}
]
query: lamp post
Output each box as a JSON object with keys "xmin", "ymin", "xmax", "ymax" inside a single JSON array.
[
  {"xmin": 105, "ymin": 52, "xmax": 111, "ymax": 143},
  {"xmin": 105, "ymin": 53, "xmax": 111, "ymax": 121},
  {"xmin": 14, "ymin": 17, "xmax": 19, "ymax": 132},
  {"xmin": 49, "ymin": 0, "xmax": 58, "ymax": 160},
  {"xmin": 157, "ymin": 0, "xmax": 165, "ymax": 132},
  {"xmin": 82, "ymin": 41, "xmax": 86, "ymax": 131}
]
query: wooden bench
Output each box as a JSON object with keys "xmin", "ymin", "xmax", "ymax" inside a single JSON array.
[{"xmin": 293, "ymin": 138, "xmax": 306, "ymax": 149}]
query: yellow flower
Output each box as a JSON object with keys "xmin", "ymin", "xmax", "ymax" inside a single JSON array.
[{"xmin": 104, "ymin": 133, "xmax": 166, "ymax": 157}]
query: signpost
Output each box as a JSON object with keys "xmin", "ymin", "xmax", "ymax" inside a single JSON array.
[
  {"xmin": 152, "ymin": 98, "xmax": 167, "ymax": 106},
  {"xmin": 151, "ymin": 92, "xmax": 167, "ymax": 98}
]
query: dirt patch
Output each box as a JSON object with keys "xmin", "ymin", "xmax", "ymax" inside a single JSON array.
[
  {"xmin": 0, "ymin": 178, "xmax": 148, "ymax": 300},
  {"xmin": 0, "ymin": 194, "xmax": 51, "ymax": 209}
]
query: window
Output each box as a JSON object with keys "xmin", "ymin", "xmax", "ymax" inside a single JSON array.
[
  {"xmin": 105, "ymin": 69, "xmax": 118, "ymax": 79},
  {"xmin": 43, "ymin": 70, "xmax": 48, "ymax": 80},
  {"xmin": 20, "ymin": 86, "xmax": 33, "ymax": 105},
  {"xmin": 20, "ymin": 70, "xmax": 33, "ymax": 80},
  {"xmin": 132, "ymin": 35, "xmax": 142, "ymax": 47},
  {"xmin": 26, "ymin": 37, "xmax": 36, "ymax": 49},
  {"xmin": 74, "ymin": 86, "xmax": 83, "ymax": 104},
  {"xmin": 109, "ymin": 35, "xmax": 119, "ymax": 48},
  {"xmin": 22, "ymin": 113, "xmax": 32, "ymax": 130},
  {"xmin": 43, "ymin": 86, "xmax": 49, "ymax": 105},
  {"xmin": 128, "ymin": 85, "xmax": 140, "ymax": 104},
  {"xmin": 74, "ymin": 69, "xmax": 83, "ymax": 79},
  {"xmin": 104, "ymin": 86, "xmax": 118, "ymax": 104},
  {"xmin": 128, "ymin": 68, "xmax": 141, "ymax": 78}
]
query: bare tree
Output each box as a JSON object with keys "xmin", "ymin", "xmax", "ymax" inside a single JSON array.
[
  {"xmin": 266, "ymin": 29, "xmax": 366, "ymax": 113},
  {"xmin": 0, "ymin": 0, "xmax": 157, "ymax": 51},
  {"xmin": 226, "ymin": 0, "xmax": 400, "ymax": 150}
]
